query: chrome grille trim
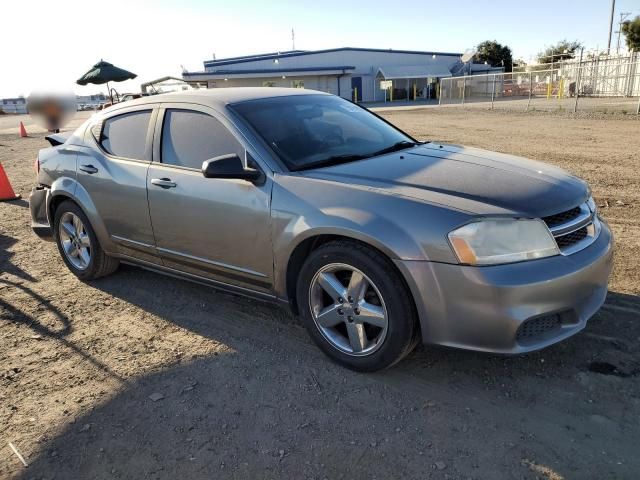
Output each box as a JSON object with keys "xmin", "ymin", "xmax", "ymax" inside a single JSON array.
[
  {"xmin": 547, "ymin": 203, "xmax": 592, "ymax": 237},
  {"xmin": 542, "ymin": 200, "xmax": 601, "ymax": 255},
  {"xmin": 558, "ymin": 218, "xmax": 601, "ymax": 256}
]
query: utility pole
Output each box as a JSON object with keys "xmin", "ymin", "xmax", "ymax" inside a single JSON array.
[
  {"xmin": 607, "ymin": 0, "xmax": 616, "ymax": 54},
  {"xmin": 574, "ymin": 48, "xmax": 584, "ymax": 113},
  {"xmin": 291, "ymin": 28, "xmax": 295, "ymax": 50},
  {"xmin": 616, "ymin": 12, "xmax": 632, "ymax": 54}
]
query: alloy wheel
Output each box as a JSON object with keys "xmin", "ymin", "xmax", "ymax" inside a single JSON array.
[
  {"xmin": 58, "ymin": 212, "xmax": 92, "ymax": 271},
  {"xmin": 308, "ymin": 263, "xmax": 388, "ymax": 356}
]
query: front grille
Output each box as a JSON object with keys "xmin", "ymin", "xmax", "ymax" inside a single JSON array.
[
  {"xmin": 516, "ymin": 314, "xmax": 562, "ymax": 344},
  {"xmin": 542, "ymin": 202, "xmax": 596, "ymax": 254},
  {"xmin": 542, "ymin": 206, "xmax": 582, "ymax": 228},
  {"xmin": 555, "ymin": 226, "xmax": 588, "ymax": 248}
]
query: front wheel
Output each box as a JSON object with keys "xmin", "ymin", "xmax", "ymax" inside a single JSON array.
[{"xmin": 296, "ymin": 241, "xmax": 418, "ymax": 371}]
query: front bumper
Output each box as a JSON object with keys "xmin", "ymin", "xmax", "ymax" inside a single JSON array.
[
  {"xmin": 396, "ymin": 219, "xmax": 614, "ymax": 354},
  {"xmin": 29, "ymin": 186, "xmax": 54, "ymax": 241}
]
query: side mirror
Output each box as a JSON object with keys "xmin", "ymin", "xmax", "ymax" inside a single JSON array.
[{"xmin": 202, "ymin": 154, "xmax": 263, "ymax": 183}]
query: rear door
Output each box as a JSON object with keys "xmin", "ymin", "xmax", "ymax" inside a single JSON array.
[
  {"xmin": 78, "ymin": 106, "xmax": 160, "ymax": 264},
  {"xmin": 146, "ymin": 103, "xmax": 274, "ymax": 294}
]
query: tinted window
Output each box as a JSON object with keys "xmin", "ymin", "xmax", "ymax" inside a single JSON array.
[
  {"xmin": 230, "ymin": 95, "xmax": 412, "ymax": 171},
  {"xmin": 101, "ymin": 110, "xmax": 151, "ymax": 160},
  {"xmin": 161, "ymin": 110, "xmax": 242, "ymax": 169}
]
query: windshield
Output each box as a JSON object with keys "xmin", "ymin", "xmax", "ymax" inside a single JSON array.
[{"xmin": 230, "ymin": 94, "xmax": 416, "ymax": 171}]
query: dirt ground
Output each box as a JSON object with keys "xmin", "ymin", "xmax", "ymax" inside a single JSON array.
[{"xmin": 1, "ymin": 109, "xmax": 639, "ymax": 480}]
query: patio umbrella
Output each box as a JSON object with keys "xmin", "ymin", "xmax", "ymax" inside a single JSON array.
[{"xmin": 76, "ymin": 60, "xmax": 137, "ymax": 103}]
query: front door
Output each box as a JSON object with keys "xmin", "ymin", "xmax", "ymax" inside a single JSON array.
[
  {"xmin": 351, "ymin": 77, "xmax": 363, "ymax": 102},
  {"xmin": 77, "ymin": 107, "xmax": 160, "ymax": 264},
  {"xmin": 146, "ymin": 106, "xmax": 274, "ymax": 294}
]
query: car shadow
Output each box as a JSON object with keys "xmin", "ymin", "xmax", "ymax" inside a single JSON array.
[
  {"xmin": 0, "ymin": 232, "xmax": 36, "ymax": 282},
  {"xmin": 10, "ymin": 263, "xmax": 640, "ymax": 479},
  {"xmin": 0, "ymin": 197, "xmax": 29, "ymax": 209},
  {"xmin": 0, "ymin": 232, "xmax": 125, "ymax": 383}
]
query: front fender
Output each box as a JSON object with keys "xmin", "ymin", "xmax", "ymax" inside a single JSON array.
[
  {"xmin": 270, "ymin": 176, "xmax": 467, "ymax": 299},
  {"xmin": 274, "ymin": 222, "xmax": 420, "ymax": 299},
  {"xmin": 48, "ymin": 177, "xmax": 117, "ymax": 254}
]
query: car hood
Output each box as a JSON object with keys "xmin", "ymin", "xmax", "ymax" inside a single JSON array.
[{"xmin": 298, "ymin": 143, "xmax": 589, "ymax": 217}]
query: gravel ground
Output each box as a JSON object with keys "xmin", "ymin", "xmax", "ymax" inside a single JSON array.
[{"xmin": 1, "ymin": 109, "xmax": 639, "ymax": 479}]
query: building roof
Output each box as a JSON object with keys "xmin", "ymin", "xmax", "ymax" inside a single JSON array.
[
  {"xmin": 184, "ymin": 66, "xmax": 355, "ymax": 79},
  {"xmin": 377, "ymin": 65, "xmax": 453, "ymax": 79},
  {"xmin": 205, "ymin": 50, "xmax": 306, "ymax": 65},
  {"xmin": 203, "ymin": 47, "xmax": 463, "ymax": 68}
]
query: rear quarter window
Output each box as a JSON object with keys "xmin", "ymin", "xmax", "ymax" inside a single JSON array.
[{"xmin": 100, "ymin": 110, "xmax": 152, "ymax": 160}]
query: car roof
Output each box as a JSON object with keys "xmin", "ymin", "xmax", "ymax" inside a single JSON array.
[{"xmin": 108, "ymin": 87, "xmax": 329, "ymax": 112}]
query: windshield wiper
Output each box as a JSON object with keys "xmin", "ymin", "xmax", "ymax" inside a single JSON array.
[
  {"xmin": 293, "ymin": 154, "xmax": 370, "ymax": 171},
  {"xmin": 369, "ymin": 140, "xmax": 419, "ymax": 157},
  {"xmin": 293, "ymin": 141, "xmax": 420, "ymax": 172}
]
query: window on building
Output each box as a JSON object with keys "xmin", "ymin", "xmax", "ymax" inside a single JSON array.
[
  {"xmin": 100, "ymin": 110, "xmax": 151, "ymax": 160},
  {"xmin": 262, "ymin": 81, "xmax": 276, "ymax": 87},
  {"xmin": 292, "ymin": 80, "xmax": 305, "ymax": 89},
  {"xmin": 161, "ymin": 109, "xmax": 242, "ymax": 170}
]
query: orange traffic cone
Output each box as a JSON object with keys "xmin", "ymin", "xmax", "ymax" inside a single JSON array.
[
  {"xmin": 0, "ymin": 163, "xmax": 20, "ymax": 201},
  {"xmin": 19, "ymin": 122, "xmax": 28, "ymax": 138}
]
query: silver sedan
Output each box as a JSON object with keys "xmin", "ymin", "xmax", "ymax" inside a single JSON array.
[{"xmin": 29, "ymin": 88, "xmax": 613, "ymax": 371}]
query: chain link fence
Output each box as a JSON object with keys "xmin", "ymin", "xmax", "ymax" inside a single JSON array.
[{"xmin": 439, "ymin": 56, "xmax": 640, "ymax": 114}]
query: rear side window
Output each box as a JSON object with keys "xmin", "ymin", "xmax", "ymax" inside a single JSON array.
[
  {"xmin": 100, "ymin": 110, "xmax": 151, "ymax": 160},
  {"xmin": 161, "ymin": 109, "xmax": 242, "ymax": 169}
]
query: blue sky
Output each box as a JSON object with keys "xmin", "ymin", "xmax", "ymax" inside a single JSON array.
[{"xmin": 1, "ymin": 0, "xmax": 638, "ymax": 97}]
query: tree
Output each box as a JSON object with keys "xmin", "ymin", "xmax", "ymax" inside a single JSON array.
[
  {"xmin": 512, "ymin": 58, "xmax": 527, "ymax": 69},
  {"xmin": 475, "ymin": 40, "xmax": 513, "ymax": 72},
  {"xmin": 621, "ymin": 16, "xmax": 640, "ymax": 52},
  {"xmin": 537, "ymin": 40, "xmax": 582, "ymax": 64}
]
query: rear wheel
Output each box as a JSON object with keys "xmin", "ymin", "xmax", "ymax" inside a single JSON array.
[
  {"xmin": 53, "ymin": 200, "xmax": 119, "ymax": 280},
  {"xmin": 296, "ymin": 240, "xmax": 418, "ymax": 371}
]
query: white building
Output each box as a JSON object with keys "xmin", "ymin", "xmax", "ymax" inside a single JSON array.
[
  {"xmin": 183, "ymin": 47, "xmax": 480, "ymax": 103},
  {"xmin": 76, "ymin": 94, "xmax": 107, "ymax": 110},
  {"xmin": 0, "ymin": 97, "xmax": 28, "ymax": 114}
]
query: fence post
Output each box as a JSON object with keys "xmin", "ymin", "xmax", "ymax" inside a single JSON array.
[
  {"xmin": 462, "ymin": 76, "xmax": 466, "ymax": 105},
  {"xmin": 491, "ymin": 74, "xmax": 496, "ymax": 110},
  {"xmin": 527, "ymin": 71, "xmax": 532, "ymax": 111},
  {"xmin": 636, "ymin": 94, "xmax": 640, "ymax": 115},
  {"xmin": 574, "ymin": 48, "xmax": 584, "ymax": 113}
]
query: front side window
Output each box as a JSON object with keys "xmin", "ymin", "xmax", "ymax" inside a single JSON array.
[
  {"xmin": 230, "ymin": 94, "xmax": 414, "ymax": 171},
  {"xmin": 161, "ymin": 109, "xmax": 242, "ymax": 170},
  {"xmin": 100, "ymin": 110, "xmax": 151, "ymax": 160}
]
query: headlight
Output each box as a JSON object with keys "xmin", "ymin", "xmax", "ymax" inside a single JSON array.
[
  {"xmin": 587, "ymin": 196, "xmax": 597, "ymax": 213},
  {"xmin": 448, "ymin": 219, "xmax": 559, "ymax": 266}
]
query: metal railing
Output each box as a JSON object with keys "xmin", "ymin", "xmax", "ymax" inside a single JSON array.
[{"xmin": 439, "ymin": 60, "xmax": 640, "ymax": 114}]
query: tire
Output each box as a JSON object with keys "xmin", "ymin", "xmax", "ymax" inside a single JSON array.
[
  {"xmin": 53, "ymin": 200, "xmax": 119, "ymax": 280},
  {"xmin": 296, "ymin": 240, "xmax": 418, "ymax": 372}
]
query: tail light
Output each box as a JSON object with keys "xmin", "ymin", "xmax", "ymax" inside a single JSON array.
[{"xmin": 34, "ymin": 156, "xmax": 40, "ymax": 174}]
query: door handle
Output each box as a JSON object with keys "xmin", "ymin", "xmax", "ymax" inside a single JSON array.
[
  {"xmin": 151, "ymin": 178, "xmax": 177, "ymax": 189},
  {"xmin": 79, "ymin": 164, "xmax": 99, "ymax": 174}
]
